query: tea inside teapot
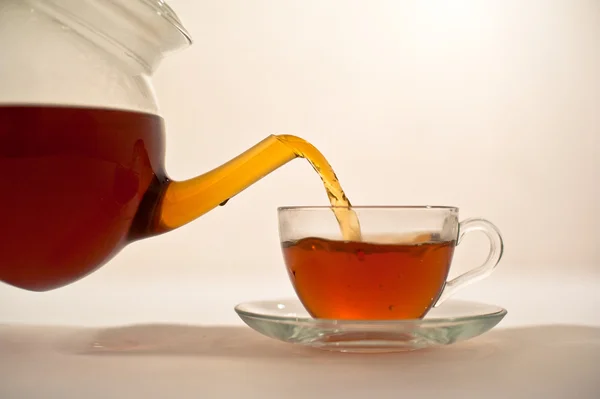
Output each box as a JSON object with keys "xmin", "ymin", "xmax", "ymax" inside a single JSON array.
[{"xmin": 0, "ymin": 105, "xmax": 166, "ymax": 291}]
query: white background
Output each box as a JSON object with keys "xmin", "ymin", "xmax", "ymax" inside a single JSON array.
[
  {"xmin": 0, "ymin": 0, "xmax": 598, "ymax": 325},
  {"xmin": 1, "ymin": 2, "xmax": 599, "ymax": 398}
]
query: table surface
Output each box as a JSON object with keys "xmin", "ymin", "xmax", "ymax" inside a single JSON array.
[{"xmin": 1, "ymin": 268, "xmax": 599, "ymax": 399}]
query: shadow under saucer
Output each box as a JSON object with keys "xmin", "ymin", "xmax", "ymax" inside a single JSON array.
[
  {"xmin": 54, "ymin": 322, "xmax": 600, "ymax": 364},
  {"xmin": 2, "ymin": 323, "xmax": 599, "ymax": 398}
]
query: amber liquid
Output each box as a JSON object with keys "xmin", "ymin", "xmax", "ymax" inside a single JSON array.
[
  {"xmin": 157, "ymin": 134, "xmax": 361, "ymax": 241},
  {"xmin": 273, "ymin": 135, "xmax": 361, "ymax": 241},
  {"xmin": 282, "ymin": 237, "xmax": 455, "ymax": 320},
  {"xmin": 0, "ymin": 105, "xmax": 359, "ymax": 291}
]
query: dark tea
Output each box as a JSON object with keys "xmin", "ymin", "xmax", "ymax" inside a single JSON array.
[
  {"xmin": 0, "ymin": 105, "xmax": 167, "ymax": 291},
  {"xmin": 282, "ymin": 237, "xmax": 456, "ymax": 320}
]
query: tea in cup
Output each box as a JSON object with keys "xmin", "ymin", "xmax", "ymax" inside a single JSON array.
[{"xmin": 278, "ymin": 206, "xmax": 503, "ymax": 320}]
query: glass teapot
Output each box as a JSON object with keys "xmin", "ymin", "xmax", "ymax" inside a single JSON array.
[{"xmin": 0, "ymin": 0, "xmax": 305, "ymax": 292}]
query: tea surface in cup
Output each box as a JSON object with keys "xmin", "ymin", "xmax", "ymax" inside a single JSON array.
[{"xmin": 282, "ymin": 236, "xmax": 455, "ymax": 320}]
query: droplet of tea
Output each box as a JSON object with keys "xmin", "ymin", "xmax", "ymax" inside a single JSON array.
[{"xmin": 356, "ymin": 249, "xmax": 365, "ymax": 261}]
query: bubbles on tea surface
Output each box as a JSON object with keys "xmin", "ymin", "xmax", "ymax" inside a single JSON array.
[{"xmin": 297, "ymin": 237, "xmax": 326, "ymax": 251}]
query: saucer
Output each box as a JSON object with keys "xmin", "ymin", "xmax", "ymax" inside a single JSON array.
[{"xmin": 234, "ymin": 299, "xmax": 507, "ymax": 353}]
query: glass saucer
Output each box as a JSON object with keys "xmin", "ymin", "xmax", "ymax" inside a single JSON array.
[{"xmin": 234, "ymin": 299, "xmax": 507, "ymax": 353}]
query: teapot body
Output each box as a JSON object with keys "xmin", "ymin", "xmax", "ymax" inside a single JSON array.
[
  {"xmin": 0, "ymin": 105, "xmax": 167, "ymax": 291},
  {"xmin": 0, "ymin": 0, "xmax": 188, "ymax": 290},
  {"xmin": 0, "ymin": 0, "xmax": 303, "ymax": 292}
]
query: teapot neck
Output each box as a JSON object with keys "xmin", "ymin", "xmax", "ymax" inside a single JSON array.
[{"xmin": 31, "ymin": 0, "xmax": 191, "ymax": 74}]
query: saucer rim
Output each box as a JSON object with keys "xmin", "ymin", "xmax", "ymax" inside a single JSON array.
[{"xmin": 234, "ymin": 298, "xmax": 507, "ymax": 327}]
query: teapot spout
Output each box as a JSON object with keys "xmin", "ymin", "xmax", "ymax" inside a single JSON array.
[{"xmin": 155, "ymin": 135, "xmax": 299, "ymax": 233}]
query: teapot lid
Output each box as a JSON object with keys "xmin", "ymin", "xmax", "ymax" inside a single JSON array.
[
  {"xmin": 140, "ymin": 0, "xmax": 192, "ymax": 45},
  {"xmin": 31, "ymin": 0, "xmax": 192, "ymax": 72}
]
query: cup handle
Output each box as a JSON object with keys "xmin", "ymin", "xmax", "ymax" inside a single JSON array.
[{"xmin": 434, "ymin": 218, "xmax": 504, "ymax": 307}]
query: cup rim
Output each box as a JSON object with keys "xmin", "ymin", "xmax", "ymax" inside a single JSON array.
[{"xmin": 277, "ymin": 205, "xmax": 459, "ymax": 212}]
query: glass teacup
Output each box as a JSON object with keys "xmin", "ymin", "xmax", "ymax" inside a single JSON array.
[{"xmin": 278, "ymin": 206, "xmax": 503, "ymax": 320}]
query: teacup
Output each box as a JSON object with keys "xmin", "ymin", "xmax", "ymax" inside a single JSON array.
[{"xmin": 278, "ymin": 206, "xmax": 503, "ymax": 320}]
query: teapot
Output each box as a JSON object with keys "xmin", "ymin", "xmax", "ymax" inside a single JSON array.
[{"xmin": 0, "ymin": 0, "xmax": 304, "ymax": 291}]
